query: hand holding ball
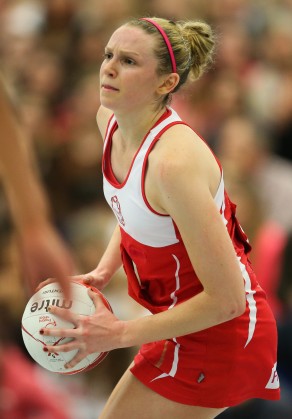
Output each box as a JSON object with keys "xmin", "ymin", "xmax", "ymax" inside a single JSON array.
[{"xmin": 22, "ymin": 281, "xmax": 113, "ymax": 374}]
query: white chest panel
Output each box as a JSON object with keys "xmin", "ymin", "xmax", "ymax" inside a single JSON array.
[{"xmin": 103, "ymin": 108, "xmax": 224, "ymax": 247}]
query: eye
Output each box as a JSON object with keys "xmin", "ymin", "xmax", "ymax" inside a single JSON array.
[
  {"xmin": 103, "ymin": 52, "xmax": 113, "ymax": 60},
  {"xmin": 123, "ymin": 57, "xmax": 136, "ymax": 65}
]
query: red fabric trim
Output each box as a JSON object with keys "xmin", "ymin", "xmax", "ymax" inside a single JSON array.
[
  {"xmin": 102, "ymin": 120, "xmax": 118, "ymax": 185},
  {"xmin": 102, "ymin": 108, "xmax": 172, "ymax": 189},
  {"xmin": 104, "ymin": 113, "xmax": 115, "ymax": 142},
  {"xmin": 141, "ymin": 121, "xmax": 188, "ymax": 216}
]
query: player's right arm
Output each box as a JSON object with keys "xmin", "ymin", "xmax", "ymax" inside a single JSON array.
[
  {"xmin": 80, "ymin": 224, "xmax": 122, "ymax": 290},
  {"xmin": 75, "ymin": 105, "xmax": 122, "ymax": 289}
]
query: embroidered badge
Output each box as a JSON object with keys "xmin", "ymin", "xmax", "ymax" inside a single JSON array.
[{"xmin": 111, "ymin": 195, "xmax": 125, "ymax": 226}]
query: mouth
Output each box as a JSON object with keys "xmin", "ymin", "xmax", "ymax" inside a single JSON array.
[{"xmin": 101, "ymin": 84, "xmax": 119, "ymax": 91}]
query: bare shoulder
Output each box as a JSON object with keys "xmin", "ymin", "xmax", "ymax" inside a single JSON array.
[
  {"xmin": 149, "ymin": 123, "xmax": 219, "ymax": 191},
  {"xmin": 96, "ymin": 105, "xmax": 114, "ymax": 139}
]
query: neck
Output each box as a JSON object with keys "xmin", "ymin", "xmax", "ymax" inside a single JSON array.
[{"xmin": 113, "ymin": 105, "xmax": 167, "ymax": 146}]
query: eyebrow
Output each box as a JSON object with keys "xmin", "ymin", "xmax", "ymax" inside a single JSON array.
[{"xmin": 104, "ymin": 47, "xmax": 141, "ymax": 57}]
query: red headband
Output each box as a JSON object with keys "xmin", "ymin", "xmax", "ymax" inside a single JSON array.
[{"xmin": 140, "ymin": 18, "xmax": 177, "ymax": 73}]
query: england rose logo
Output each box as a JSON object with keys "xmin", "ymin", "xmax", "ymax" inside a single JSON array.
[{"xmin": 111, "ymin": 195, "xmax": 125, "ymax": 226}]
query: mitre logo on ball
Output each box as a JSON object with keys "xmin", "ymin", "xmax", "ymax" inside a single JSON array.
[{"xmin": 30, "ymin": 298, "xmax": 73, "ymax": 313}]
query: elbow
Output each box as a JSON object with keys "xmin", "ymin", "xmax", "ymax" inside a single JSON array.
[
  {"xmin": 229, "ymin": 303, "xmax": 246, "ymax": 320},
  {"xmin": 225, "ymin": 296, "xmax": 246, "ymax": 320},
  {"xmin": 220, "ymin": 293, "xmax": 246, "ymax": 322}
]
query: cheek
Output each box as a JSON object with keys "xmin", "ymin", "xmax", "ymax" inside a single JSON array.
[
  {"xmin": 99, "ymin": 62, "xmax": 106, "ymax": 77},
  {"xmin": 125, "ymin": 89, "xmax": 153, "ymax": 108},
  {"xmin": 126, "ymin": 75, "xmax": 158, "ymax": 100}
]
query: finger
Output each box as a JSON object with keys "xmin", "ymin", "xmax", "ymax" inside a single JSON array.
[
  {"xmin": 82, "ymin": 276, "xmax": 93, "ymax": 285},
  {"xmin": 44, "ymin": 341, "xmax": 79, "ymax": 354},
  {"xmin": 47, "ymin": 305, "xmax": 77, "ymax": 324},
  {"xmin": 82, "ymin": 275, "xmax": 106, "ymax": 290},
  {"xmin": 82, "ymin": 276, "xmax": 99, "ymax": 288},
  {"xmin": 40, "ymin": 326, "xmax": 79, "ymax": 339},
  {"xmin": 57, "ymin": 276, "xmax": 72, "ymax": 301},
  {"xmin": 35, "ymin": 277, "xmax": 72, "ymax": 301},
  {"xmin": 88, "ymin": 288, "xmax": 104, "ymax": 311},
  {"xmin": 35, "ymin": 277, "xmax": 56, "ymax": 293},
  {"xmin": 88, "ymin": 288, "xmax": 113, "ymax": 313},
  {"xmin": 64, "ymin": 350, "xmax": 87, "ymax": 370},
  {"xmin": 71, "ymin": 274, "xmax": 87, "ymax": 283}
]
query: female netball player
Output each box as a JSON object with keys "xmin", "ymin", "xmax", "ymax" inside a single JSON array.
[{"xmin": 41, "ymin": 17, "xmax": 280, "ymax": 418}]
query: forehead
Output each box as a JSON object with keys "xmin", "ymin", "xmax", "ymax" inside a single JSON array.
[{"xmin": 106, "ymin": 25, "xmax": 156, "ymax": 56}]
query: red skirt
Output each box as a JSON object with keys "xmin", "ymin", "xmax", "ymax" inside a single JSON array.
[{"xmin": 130, "ymin": 288, "xmax": 280, "ymax": 408}]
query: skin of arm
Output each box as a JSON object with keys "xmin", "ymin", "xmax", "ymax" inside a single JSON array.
[
  {"xmin": 0, "ymin": 76, "xmax": 49, "ymax": 228},
  {"xmin": 0, "ymin": 75, "xmax": 74, "ymax": 297},
  {"xmin": 118, "ymin": 124, "xmax": 247, "ymax": 346},
  {"xmin": 67, "ymin": 223, "xmax": 123, "ymax": 290},
  {"xmin": 76, "ymin": 106, "xmax": 123, "ymax": 287},
  {"xmin": 71, "ymin": 107, "xmax": 122, "ymax": 289},
  {"xmin": 96, "ymin": 105, "xmax": 113, "ymax": 139},
  {"xmin": 87, "ymin": 224, "xmax": 123, "ymax": 285},
  {"xmin": 41, "ymin": 123, "xmax": 247, "ymax": 367}
]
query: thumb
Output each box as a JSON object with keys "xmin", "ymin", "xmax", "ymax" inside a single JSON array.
[
  {"xmin": 82, "ymin": 274, "xmax": 99, "ymax": 286},
  {"xmin": 88, "ymin": 287, "xmax": 113, "ymax": 313},
  {"xmin": 71, "ymin": 274, "xmax": 88, "ymax": 283},
  {"xmin": 83, "ymin": 276, "xmax": 93, "ymax": 285},
  {"xmin": 88, "ymin": 288, "xmax": 104, "ymax": 311}
]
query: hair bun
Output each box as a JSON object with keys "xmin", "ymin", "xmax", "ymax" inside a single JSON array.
[{"xmin": 179, "ymin": 21, "xmax": 215, "ymax": 80}]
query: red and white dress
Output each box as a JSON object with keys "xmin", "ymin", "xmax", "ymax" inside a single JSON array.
[{"xmin": 102, "ymin": 107, "xmax": 280, "ymax": 408}]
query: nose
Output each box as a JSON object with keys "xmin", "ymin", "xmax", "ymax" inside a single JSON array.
[{"xmin": 102, "ymin": 59, "xmax": 118, "ymax": 78}]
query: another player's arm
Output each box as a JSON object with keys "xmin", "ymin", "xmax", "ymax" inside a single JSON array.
[
  {"xmin": 118, "ymin": 127, "xmax": 246, "ymax": 347},
  {"xmin": 0, "ymin": 75, "xmax": 74, "ymax": 297},
  {"xmin": 0, "ymin": 75, "xmax": 50, "ymax": 230}
]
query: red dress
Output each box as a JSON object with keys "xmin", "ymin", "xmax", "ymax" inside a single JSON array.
[{"xmin": 102, "ymin": 107, "xmax": 280, "ymax": 407}]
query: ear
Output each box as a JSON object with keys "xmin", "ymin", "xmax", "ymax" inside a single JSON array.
[{"xmin": 157, "ymin": 73, "xmax": 180, "ymax": 95}]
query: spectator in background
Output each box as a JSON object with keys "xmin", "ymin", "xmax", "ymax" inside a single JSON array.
[
  {"xmin": 224, "ymin": 177, "xmax": 287, "ymax": 321},
  {"xmin": 269, "ymin": 70, "xmax": 292, "ymax": 163},
  {"xmin": 216, "ymin": 115, "xmax": 292, "ymax": 232}
]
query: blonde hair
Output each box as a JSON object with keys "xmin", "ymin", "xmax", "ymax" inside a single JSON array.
[{"xmin": 127, "ymin": 17, "xmax": 215, "ymax": 95}]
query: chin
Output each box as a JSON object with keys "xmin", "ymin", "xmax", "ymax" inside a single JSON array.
[
  {"xmin": 101, "ymin": 103, "xmax": 114, "ymax": 111},
  {"xmin": 100, "ymin": 99, "xmax": 115, "ymax": 111}
]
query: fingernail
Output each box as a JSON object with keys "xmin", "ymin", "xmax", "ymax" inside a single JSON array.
[
  {"xmin": 43, "ymin": 347, "xmax": 48, "ymax": 352},
  {"xmin": 39, "ymin": 329, "xmax": 44, "ymax": 335},
  {"xmin": 47, "ymin": 306, "xmax": 51, "ymax": 312}
]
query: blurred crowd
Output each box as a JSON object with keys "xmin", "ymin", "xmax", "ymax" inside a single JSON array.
[{"xmin": 0, "ymin": 0, "xmax": 292, "ymax": 418}]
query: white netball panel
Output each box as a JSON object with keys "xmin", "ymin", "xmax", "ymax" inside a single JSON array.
[{"xmin": 21, "ymin": 282, "xmax": 111, "ymax": 374}]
